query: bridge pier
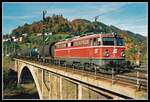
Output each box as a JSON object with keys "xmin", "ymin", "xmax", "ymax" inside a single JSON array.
[
  {"xmin": 42, "ymin": 69, "xmax": 44, "ymax": 99},
  {"xmin": 48, "ymin": 72, "xmax": 51, "ymax": 99},
  {"xmin": 59, "ymin": 77, "xmax": 62, "ymax": 99},
  {"xmin": 78, "ymin": 84, "xmax": 82, "ymax": 99}
]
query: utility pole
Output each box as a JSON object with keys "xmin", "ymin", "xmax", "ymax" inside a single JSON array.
[
  {"xmin": 42, "ymin": 10, "xmax": 47, "ymax": 63},
  {"xmin": 5, "ymin": 44, "xmax": 7, "ymax": 56},
  {"xmin": 14, "ymin": 43, "xmax": 15, "ymax": 55}
]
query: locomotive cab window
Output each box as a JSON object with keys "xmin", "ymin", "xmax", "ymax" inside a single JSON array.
[
  {"xmin": 116, "ymin": 38, "xmax": 124, "ymax": 46},
  {"xmin": 71, "ymin": 42, "xmax": 73, "ymax": 46},
  {"xmin": 90, "ymin": 38, "xmax": 101, "ymax": 46},
  {"xmin": 90, "ymin": 39, "xmax": 92, "ymax": 46},
  {"xmin": 102, "ymin": 37, "xmax": 114, "ymax": 45},
  {"xmin": 68, "ymin": 42, "xmax": 71, "ymax": 47},
  {"xmin": 93, "ymin": 38, "xmax": 97, "ymax": 46}
]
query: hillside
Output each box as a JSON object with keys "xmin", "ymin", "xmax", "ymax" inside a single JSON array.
[{"xmin": 10, "ymin": 14, "xmax": 147, "ymax": 61}]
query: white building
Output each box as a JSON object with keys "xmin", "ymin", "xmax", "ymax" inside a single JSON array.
[
  {"xmin": 37, "ymin": 33, "xmax": 42, "ymax": 36},
  {"xmin": 3, "ymin": 38, "xmax": 11, "ymax": 42},
  {"xmin": 22, "ymin": 33, "xmax": 28, "ymax": 37},
  {"xmin": 19, "ymin": 37, "xmax": 23, "ymax": 42},
  {"xmin": 48, "ymin": 32, "xmax": 52, "ymax": 35},
  {"xmin": 12, "ymin": 36, "xmax": 15, "ymax": 39},
  {"xmin": 13, "ymin": 38, "xmax": 18, "ymax": 42}
]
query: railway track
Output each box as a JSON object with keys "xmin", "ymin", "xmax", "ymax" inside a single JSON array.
[{"xmin": 20, "ymin": 58, "xmax": 148, "ymax": 91}]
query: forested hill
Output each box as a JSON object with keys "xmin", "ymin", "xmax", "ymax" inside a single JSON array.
[
  {"xmin": 11, "ymin": 14, "xmax": 146, "ymax": 42},
  {"xmin": 10, "ymin": 14, "xmax": 147, "ymax": 61}
]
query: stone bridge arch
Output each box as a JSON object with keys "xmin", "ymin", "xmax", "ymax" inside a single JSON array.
[{"xmin": 18, "ymin": 65, "xmax": 43, "ymax": 99}]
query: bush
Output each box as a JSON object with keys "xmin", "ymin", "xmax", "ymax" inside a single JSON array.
[{"xmin": 3, "ymin": 69, "xmax": 17, "ymax": 89}]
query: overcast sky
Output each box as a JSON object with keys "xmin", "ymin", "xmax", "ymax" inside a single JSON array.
[{"xmin": 2, "ymin": 2, "xmax": 148, "ymax": 36}]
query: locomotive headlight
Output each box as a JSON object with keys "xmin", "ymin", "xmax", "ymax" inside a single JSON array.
[
  {"xmin": 104, "ymin": 49, "xmax": 109, "ymax": 57},
  {"xmin": 121, "ymin": 50, "xmax": 125, "ymax": 57}
]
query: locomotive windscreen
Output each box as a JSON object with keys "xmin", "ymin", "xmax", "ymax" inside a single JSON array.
[{"xmin": 102, "ymin": 37, "xmax": 114, "ymax": 45}]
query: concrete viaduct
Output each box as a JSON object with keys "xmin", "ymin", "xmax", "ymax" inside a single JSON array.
[{"xmin": 14, "ymin": 58, "xmax": 147, "ymax": 100}]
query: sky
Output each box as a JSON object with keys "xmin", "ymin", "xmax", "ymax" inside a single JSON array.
[{"xmin": 2, "ymin": 2, "xmax": 148, "ymax": 36}]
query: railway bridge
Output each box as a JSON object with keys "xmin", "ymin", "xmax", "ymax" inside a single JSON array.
[{"xmin": 14, "ymin": 58, "xmax": 147, "ymax": 100}]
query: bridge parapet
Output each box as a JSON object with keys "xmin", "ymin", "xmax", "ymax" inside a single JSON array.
[{"xmin": 14, "ymin": 58, "xmax": 147, "ymax": 100}]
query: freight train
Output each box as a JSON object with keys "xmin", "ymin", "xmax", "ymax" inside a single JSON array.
[{"xmin": 19, "ymin": 33, "xmax": 135, "ymax": 74}]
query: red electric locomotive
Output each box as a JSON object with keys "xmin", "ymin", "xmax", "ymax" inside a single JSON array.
[{"xmin": 54, "ymin": 33, "xmax": 131, "ymax": 73}]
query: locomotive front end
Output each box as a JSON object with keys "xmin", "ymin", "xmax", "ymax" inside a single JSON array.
[{"xmin": 99, "ymin": 34, "xmax": 134, "ymax": 73}]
